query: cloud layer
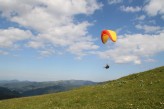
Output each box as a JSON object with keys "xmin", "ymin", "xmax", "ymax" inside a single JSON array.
[
  {"xmin": 0, "ymin": 0, "xmax": 102, "ymax": 57},
  {"xmin": 144, "ymin": 0, "xmax": 164, "ymax": 17},
  {"xmin": 108, "ymin": 0, "xmax": 123, "ymax": 4},
  {"xmin": 120, "ymin": 6, "xmax": 141, "ymax": 13},
  {"xmin": 0, "ymin": 27, "xmax": 32, "ymax": 48},
  {"xmin": 0, "ymin": 0, "xmax": 163, "ymax": 64}
]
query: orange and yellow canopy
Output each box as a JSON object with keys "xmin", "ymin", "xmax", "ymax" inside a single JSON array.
[{"xmin": 101, "ymin": 30, "xmax": 117, "ymax": 44}]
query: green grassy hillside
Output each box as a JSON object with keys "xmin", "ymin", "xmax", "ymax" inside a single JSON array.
[{"xmin": 0, "ymin": 66, "xmax": 163, "ymax": 109}]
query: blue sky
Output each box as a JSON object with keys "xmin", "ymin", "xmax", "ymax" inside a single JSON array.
[{"xmin": 0, "ymin": 0, "xmax": 164, "ymax": 82}]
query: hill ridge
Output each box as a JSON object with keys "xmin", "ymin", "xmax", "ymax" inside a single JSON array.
[{"xmin": 0, "ymin": 66, "xmax": 163, "ymax": 109}]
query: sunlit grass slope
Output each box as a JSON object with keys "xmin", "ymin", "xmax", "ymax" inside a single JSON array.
[{"xmin": 0, "ymin": 66, "xmax": 163, "ymax": 109}]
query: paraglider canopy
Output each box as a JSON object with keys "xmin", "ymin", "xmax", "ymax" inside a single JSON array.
[{"xmin": 101, "ymin": 30, "xmax": 117, "ymax": 44}]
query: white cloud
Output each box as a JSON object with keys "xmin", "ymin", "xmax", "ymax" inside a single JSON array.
[
  {"xmin": 67, "ymin": 40, "xmax": 99, "ymax": 58},
  {"xmin": 144, "ymin": 58, "xmax": 156, "ymax": 63},
  {"xmin": 0, "ymin": 50, "xmax": 8, "ymax": 55},
  {"xmin": 135, "ymin": 24, "xmax": 162, "ymax": 33},
  {"xmin": 0, "ymin": 0, "xmax": 102, "ymax": 32},
  {"xmin": 97, "ymin": 32, "xmax": 164, "ymax": 64},
  {"xmin": 38, "ymin": 49, "xmax": 55, "ymax": 57},
  {"xmin": 108, "ymin": 0, "xmax": 123, "ymax": 4},
  {"xmin": 136, "ymin": 15, "xmax": 146, "ymax": 20},
  {"xmin": 27, "ymin": 41, "xmax": 45, "ymax": 49},
  {"xmin": 120, "ymin": 6, "xmax": 142, "ymax": 13},
  {"xmin": 0, "ymin": 27, "xmax": 32, "ymax": 48},
  {"xmin": 29, "ymin": 22, "xmax": 99, "ymax": 57},
  {"xmin": 144, "ymin": 0, "xmax": 164, "ymax": 17},
  {"xmin": 115, "ymin": 55, "xmax": 141, "ymax": 64},
  {"xmin": 0, "ymin": 0, "xmax": 102, "ymax": 57}
]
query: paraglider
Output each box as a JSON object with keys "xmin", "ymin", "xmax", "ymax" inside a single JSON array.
[{"xmin": 101, "ymin": 30, "xmax": 117, "ymax": 69}]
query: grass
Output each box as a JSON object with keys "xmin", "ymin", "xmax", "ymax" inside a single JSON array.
[{"xmin": 0, "ymin": 66, "xmax": 163, "ymax": 109}]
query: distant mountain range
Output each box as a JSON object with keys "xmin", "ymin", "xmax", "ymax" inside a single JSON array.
[
  {"xmin": 0, "ymin": 87, "xmax": 21, "ymax": 100},
  {"xmin": 0, "ymin": 80, "xmax": 96, "ymax": 100}
]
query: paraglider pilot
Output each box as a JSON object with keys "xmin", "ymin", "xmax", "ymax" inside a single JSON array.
[{"xmin": 104, "ymin": 64, "xmax": 110, "ymax": 69}]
